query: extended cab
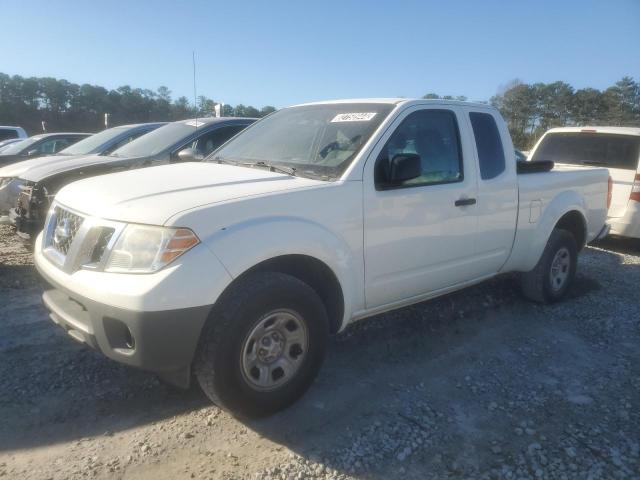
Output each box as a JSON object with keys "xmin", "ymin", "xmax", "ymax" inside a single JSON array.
[{"xmin": 34, "ymin": 99, "xmax": 610, "ymax": 416}]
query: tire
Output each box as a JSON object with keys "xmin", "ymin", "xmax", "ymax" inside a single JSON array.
[
  {"xmin": 520, "ymin": 229, "xmax": 578, "ymax": 303},
  {"xmin": 194, "ymin": 272, "xmax": 329, "ymax": 417}
]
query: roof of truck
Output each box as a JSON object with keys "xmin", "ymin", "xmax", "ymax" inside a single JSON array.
[
  {"xmin": 545, "ymin": 126, "xmax": 640, "ymax": 136},
  {"xmin": 293, "ymin": 98, "xmax": 495, "ymax": 109}
]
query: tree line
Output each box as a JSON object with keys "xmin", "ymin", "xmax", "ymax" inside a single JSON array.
[
  {"xmin": 427, "ymin": 77, "xmax": 639, "ymax": 149},
  {"xmin": 0, "ymin": 73, "xmax": 276, "ymax": 135},
  {"xmin": 1, "ymin": 72, "xmax": 638, "ymax": 148}
]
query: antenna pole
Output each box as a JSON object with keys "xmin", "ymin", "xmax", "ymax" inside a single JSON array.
[{"xmin": 192, "ymin": 51, "xmax": 198, "ymax": 129}]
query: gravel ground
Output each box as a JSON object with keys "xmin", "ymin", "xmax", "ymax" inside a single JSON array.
[{"xmin": 0, "ymin": 224, "xmax": 639, "ymax": 480}]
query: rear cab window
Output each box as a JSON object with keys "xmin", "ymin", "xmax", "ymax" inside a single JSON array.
[
  {"xmin": 469, "ymin": 112, "xmax": 506, "ymax": 180},
  {"xmin": 0, "ymin": 128, "xmax": 18, "ymax": 141},
  {"xmin": 531, "ymin": 132, "xmax": 640, "ymax": 170}
]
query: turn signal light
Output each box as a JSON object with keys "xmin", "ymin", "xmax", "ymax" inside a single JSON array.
[{"xmin": 160, "ymin": 228, "xmax": 200, "ymax": 264}]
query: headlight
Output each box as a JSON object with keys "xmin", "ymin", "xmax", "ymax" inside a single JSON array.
[{"xmin": 103, "ymin": 224, "xmax": 200, "ymax": 273}]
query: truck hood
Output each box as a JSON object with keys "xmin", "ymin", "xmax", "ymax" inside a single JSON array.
[
  {"xmin": 55, "ymin": 162, "xmax": 326, "ymax": 225},
  {"xmin": 0, "ymin": 154, "xmax": 85, "ymax": 180},
  {"xmin": 19, "ymin": 154, "xmax": 112, "ymax": 182}
]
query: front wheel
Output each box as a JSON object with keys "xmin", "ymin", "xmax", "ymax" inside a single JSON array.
[
  {"xmin": 194, "ymin": 272, "xmax": 329, "ymax": 417},
  {"xmin": 520, "ymin": 229, "xmax": 578, "ymax": 303}
]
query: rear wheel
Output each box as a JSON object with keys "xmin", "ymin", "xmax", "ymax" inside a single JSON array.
[
  {"xmin": 520, "ymin": 229, "xmax": 577, "ymax": 303},
  {"xmin": 194, "ymin": 272, "xmax": 329, "ymax": 417}
]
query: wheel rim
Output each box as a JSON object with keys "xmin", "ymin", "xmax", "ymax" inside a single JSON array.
[
  {"xmin": 240, "ymin": 309, "xmax": 309, "ymax": 392},
  {"xmin": 549, "ymin": 247, "xmax": 571, "ymax": 292}
]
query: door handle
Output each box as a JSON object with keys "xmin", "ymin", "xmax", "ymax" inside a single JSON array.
[{"xmin": 455, "ymin": 197, "xmax": 477, "ymax": 207}]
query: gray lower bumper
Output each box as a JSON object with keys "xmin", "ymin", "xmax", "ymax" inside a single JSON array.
[{"xmin": 37, "ymin": 263, "xmax": 212, "ymax": 387}]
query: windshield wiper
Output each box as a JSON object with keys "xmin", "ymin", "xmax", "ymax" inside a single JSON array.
[
  {"xmin": 243, "ymin": 161, "xmax": 297, "ymax": 176},
  {"xmin": 211, "ymin": 156, "xmax": 240, "ymax": 166},
  {"xmin": 211, "ymin": 157, "xmax": 297, "ymax": 177}
]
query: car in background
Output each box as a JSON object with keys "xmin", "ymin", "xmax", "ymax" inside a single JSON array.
[
  {"xmin": 0, "ymin": 132, "xmax": 91, "ymax": 167},
  {"xmin": 514, "ymin": 149, "xmax": 528, "ymax": 162},
  {"xmin": 0, "ymin": 138, "xmax": 22, "ymax": 152},
  {"xmin": 0, "ymin": 126, "xmax": 27, "ymax": 142},
  {"xmin": 0, "ymin": 123, "xmax": 165, "ymax": 224},
  {"xmin": 10, "ymin": 117, "xmax": 255, "ymax": 239},
  {"xmin": 529, "ymin": 127, "xmax": 640, "ymax": 239}
]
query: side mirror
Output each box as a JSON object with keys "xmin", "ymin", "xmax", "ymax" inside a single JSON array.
[
  {"xmin": 387, "ymin": 153, "xmax": 421, "ymax": 184},
  {"xmin": 26, "ymin": 149, "xmax": 39, "ymax": 157},
  {"xmin": 177, "ymin": 147, "xmax": 199, "ymax": 162}
]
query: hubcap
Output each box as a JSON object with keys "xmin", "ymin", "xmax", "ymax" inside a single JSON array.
[
  {"xmin": 240, "ymin": 309, "xmax": 308, "ymax": 391},
  {"xmin": 550, "ymin": 247, "xmax": 571, "ymax": 292}
]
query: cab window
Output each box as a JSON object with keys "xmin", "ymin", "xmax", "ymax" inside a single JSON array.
[
  {"xmin": 38, "ymin": 138, "xmax": 71, "ymax": 154},
  {"xmin": 470, "ymin": 112, "xmax": 506, "ymax": 180},
  {"xmin": 375, "ymin": 109, "xmax": 463, "ymax": 188},
  {"xmin": 194, "ymin": 125, "xmax": 245, "ymax": 157}
]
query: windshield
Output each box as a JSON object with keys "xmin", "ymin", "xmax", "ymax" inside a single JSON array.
[
  {"xmin": 532, "ymin": 132, "xmax": 640, "ymax": 170},
  {"xmin": 58, "ymin": 128, "xmax": 125, "ymax": 155},
  {"xmin": 0, "ymin": 137, "xmax": 40, "ymax": 155},
  {"xmin": 111, "ymin": 120, "xmax": 204, "ymax": 157},
  {"xmin": 209, "ymin": 103, "xmax": 395, "ymax": 180}
]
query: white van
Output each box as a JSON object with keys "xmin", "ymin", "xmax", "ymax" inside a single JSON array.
[{"xmin": 530, "ymin": 127, "xmax": 640, "ymax": 239}]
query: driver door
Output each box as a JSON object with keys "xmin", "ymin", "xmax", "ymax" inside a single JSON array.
[{"xmin": 363, "ymin": 105, "xmax": 481, "ymax": 309}]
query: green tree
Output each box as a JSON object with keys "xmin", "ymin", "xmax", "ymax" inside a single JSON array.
[
  {"xmin": 244, "ymin": 106, "xmax": 260, "ymax": 117},
  {"xmin": 260, "ymin": 106, "xmax": 276, "ymax": 117},
  {"xmin": 233, "ymin": 104, "xmax": 247, "ymax": 117},
  {"xmin": 570, "ymin": 88, "xmax": 606, "ymax": 125},
  {"xmin": 172, "ymin": 96, "xmax": 194, "ymax": 120},
  {"xmin": 534, "ymin": 81, "xmax": 574, "ymax": 132},
  {"xmin": 491, "ymin": 80, "xmax": 537, "ymax": 148},
  {"xmin": 603, "ymin": 76, "xmax": 639, "ymax": 125}
]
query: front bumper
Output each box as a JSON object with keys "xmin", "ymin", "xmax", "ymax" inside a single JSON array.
[
  {"xmin": 10, "ymin": 182, "xmax": 48, "ymax": 240},
  {"xmin": 37, "ymin": 261, "xmax": 212, "ymax": 387},
  {"xmin": 0, "ymin": 178, "xmax": 24, "ymax": 224},
  {"xmin": 32, "ymin": 203, "xmax": 234, "ymax": 386},
  {"xmin": 9, "ymin": 206, "xmax": 39, "ymax": 240}
]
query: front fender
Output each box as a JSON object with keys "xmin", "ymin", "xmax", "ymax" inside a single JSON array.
[
  {"xmin": 202, "ymin": 215, "xmax": 362, "ymax": 328},
  {"xmin": 505, "ymin": 190, "xmax": 587, "ymax": 273}
]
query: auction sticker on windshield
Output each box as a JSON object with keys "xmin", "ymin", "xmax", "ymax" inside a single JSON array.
[{"xmin": 331, "ymin": 112, "xmax": 377, "ymax": 122}]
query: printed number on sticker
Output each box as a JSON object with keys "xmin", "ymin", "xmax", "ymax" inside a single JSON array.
[{"xmin": 331, "ymin": 112, "xmax": 377, "ymax": 122}]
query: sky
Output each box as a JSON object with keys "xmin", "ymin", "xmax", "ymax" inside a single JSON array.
[{"xmin": 1, "ymin": 0, "xmax": 639, "ymax": 108}]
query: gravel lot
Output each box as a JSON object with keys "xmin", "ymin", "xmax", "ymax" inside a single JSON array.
[{"xmin": 0, "ymin": 224, "xmax": 639, "ymax": 480}]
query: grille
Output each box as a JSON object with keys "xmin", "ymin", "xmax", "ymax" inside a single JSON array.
[{"xmin": 51, "ymin": 207, "xmax": 84, "ymax": 255}]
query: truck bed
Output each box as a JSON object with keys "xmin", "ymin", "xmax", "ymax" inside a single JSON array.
[{"xmin": 503, "ymin": 164, "xmax": 609, "ymax": 272}]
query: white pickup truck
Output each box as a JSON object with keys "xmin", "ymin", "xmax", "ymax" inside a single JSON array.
[
  {"xmin": 529, "ymin": 126, "xmax": 640, "ymax": 239},
  {"xmin": 34, "ymin": 99, "xmax": 610, "ymax": 416}
]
